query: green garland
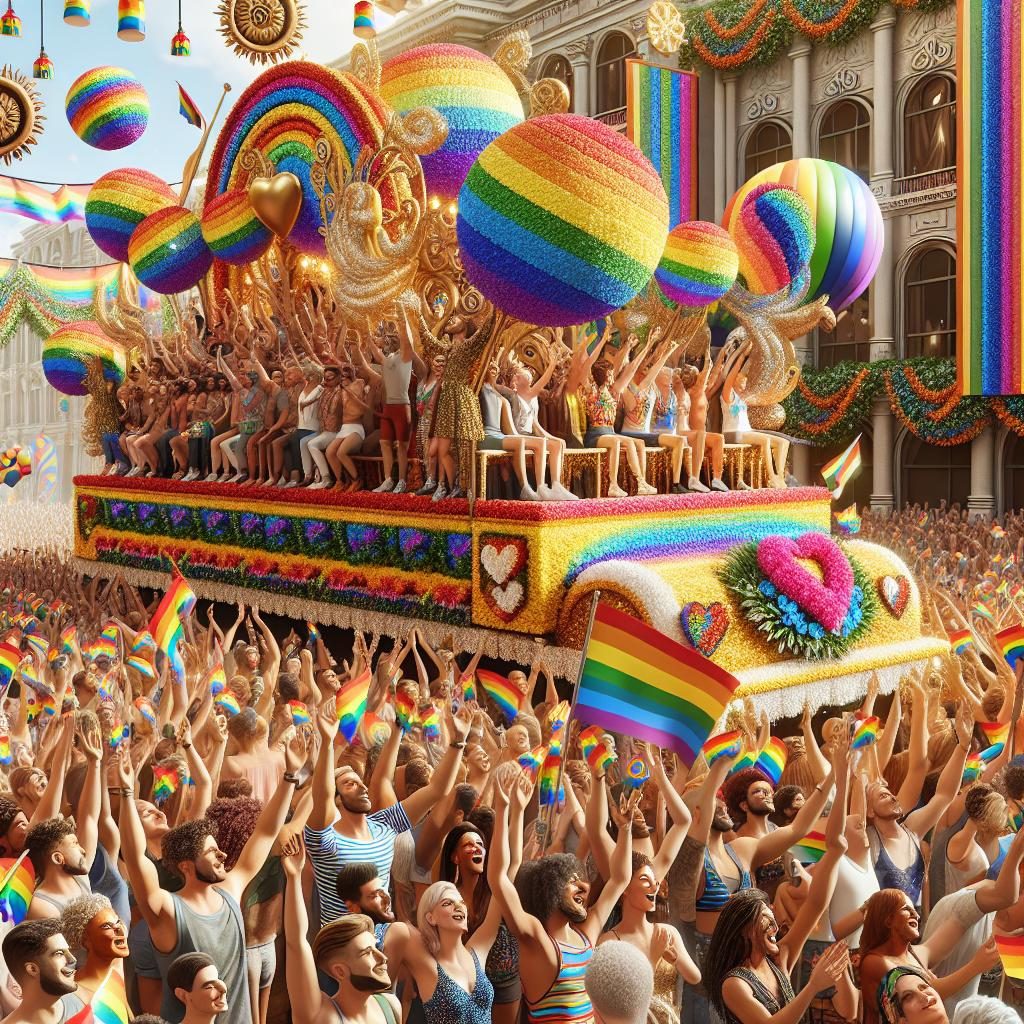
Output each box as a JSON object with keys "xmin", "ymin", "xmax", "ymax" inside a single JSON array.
[{"xmin": 783, "ymin": 359, "xmax": 883, "ymax": 447}]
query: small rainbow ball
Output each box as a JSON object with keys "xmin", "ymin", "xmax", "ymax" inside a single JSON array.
[
  {"xmin": 85, "ymin": 167, "xmax": 177, "ymax": 262},
  {"xmin": 656, "ymin": 221, "xmax": 739, "ymax": 308},
  {"xmin": 457, "ymin": 113, "xmax": 669, "ymax": 327},
  {"xmin": 42, "ymin": 321, "xmax": 125, "ymax": 397},
  {"xmin": 381, "ymin": 43, "xmax": 524, "ymax": 201},
  {"xmin": 128, "ymin": 206, "xmax": 213, "ymax": 295},
  {"xmin": 65, "ymin": 66, "xmax": 149, "ymax": 151},
  {"xmin": 732, "ymin": 183, "xmax": 815, "ymax": 295},
  {"xmin": 201, "ymin": 189, "xmax": 274, "ymax": 266}
]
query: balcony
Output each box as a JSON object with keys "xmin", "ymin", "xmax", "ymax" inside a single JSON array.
[{"xmin": 893, "ymin": 167, "xmax": 956, "ymax": 195}]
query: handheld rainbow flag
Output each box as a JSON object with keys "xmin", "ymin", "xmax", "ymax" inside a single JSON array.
[
  {"xmin": 214, "ymin": 692, "xmax": 240, "ymax": 717},
  {"xmin": 288, "ymin": 701, "xmax": 311, "ymax": 727},
  {"xmin": 420, "ymin": 704, "xmax": 441, "ymax": 741},
  {"xmin": 108, "ymin": 719, "xmax": 130, "ymax": 750},
  {"xmin": 125, "ymin": 655, "xmax": 155, "ymax": 679},
  {"xmin": 152, "ymin": 765, "xmax": 180, "ymax": 805},
  {"xmin": 336, "ymin": 668, "xmax": 371, "ymax": 743},
  {"xmin": 60, "ymin": 624, "xmax": 77, "ymax": 656},
  {"xmin": 0, "ymin": 735, "xmax": 10, "ymax": 765},
  {"xmin": 579, "ymin": 724, "xmax": 617, "ymax": 775},
  {"xmin": 95, "ymin": 623, "xmax": 119, "ymax": 661},
  {"xmin": 460, "ymin": 672, "xmax": 477, "ymax": 704},
  {"xmin": 0, "ymin": 854, "xmax": 34, "ymax": 924},
  {"xmin": 133, "ymin": 696, "xmax": 156, "ymax": 727},
  {"xmin": 972, "ymin": 602, "xmax": 995, "ymax": 623},
  {"xmin": 85, "ymin": 965, "xmax": 131, "ymax": 1024},
  {"xmin": 0, "ymin": 640, "xmax": 19, "ymax": 689},
  {"xmin": 177, "ymin": 82, "xmax": 202, "ymax": 128},
  {"xmin": 518, "ymin": 744, "xmax": 545, "ymax": 782},
  {"xmin": 833, "ymin": 504, "xmax": 861, "ymax": 536},
  {"xmin": 963, "ymin": 756, "xmax": 984, "ymax": 784},
  {"xmin": 394, "ymin": 689, "xmax": 417, "ymax": 734},
  {"xmin": 790, "ymin": 830, "xmax": 827, "ymax": 865},
  {"xmin": 701, "ymin": 730, "xmax": 743, "ymax": 767},
  {"xmin": 755, "ymin": 737, "xmax": 788, "ymax": 786},
  {"xmin": 477, "ymin": 668, "xmax": 522, "ymax": 725},
  {"xmin": 852, "ymin": 716, "xmax": 880, "ymax": 750},
  {"xmin": 622, "ymin": 756, "xmax": 650, "ymax": 792},
  {"xmin": 995, "ymin": 624, "xmax": 1024, "ymax": 670},
  {"xmin": 547, "ymin": 700, "xmax": 571, "ymax": 733},
  {"xmin": 948, "ymin": 628, "xmax": 974, "ymax": 655},
  {"xmin": 820, "ymin": 434, "xmax": 862, "ymax": 500},
  {"xmin": 576, "ymin": 603, "xmax": 741, "ymax": 766},
  {"xmin": 23, "ymin": 633, "xmax": 47, "ymax": 663},
  {"xmin": 205, "ymin": 644, "xmax": 226, "ymax": 696},
  {"xmin": 996, "ymin": 934, "xmax": 1024, "ymax": 982},
  {"xmin": 980, "ymin": 719, "xmax": 1010, "ymax": 753},
  {"xmin": 131, "ymin": 629, "xmax": 156, "ymax": 655},
  {"xmin": 148, "ymin": 568, "xmax": 196, "ymax": 684}
]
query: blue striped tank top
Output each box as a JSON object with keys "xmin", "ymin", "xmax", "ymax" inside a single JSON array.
[{"xmin": 526, "ymin": 928, "xmax": 594, "ymax": 1024}]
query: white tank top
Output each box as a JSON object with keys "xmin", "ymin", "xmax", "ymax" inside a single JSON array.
[
  {"xmin": 381, "ymin": 351, "xmax": 413, "ymax": 404},
  {"xmin": 827, "ymin": 854, "xmax": 879, "ymax": 947},
  {"xmin": 511, "ymin": 392, "xmax": 538, "ymax": 435},
  {"xmin": 722, "ymin": 392, "xmax": 752, "ymax": 433}
]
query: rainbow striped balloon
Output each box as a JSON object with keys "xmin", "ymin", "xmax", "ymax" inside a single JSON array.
[
  {"xmin": 128, "ymin": 206, "xmax": 213, "ymax": 295},
  {"xmin": 41, "ymin": 321, "xmax": 125, "ymax": 397},
  {"xmin": 730, "ymin": 183, "xmax": 814, "ymax": 296},
  {"xmin": 458, "ymin": 113, "xmax": 669, "ymax": 327},
  {"xmin": 201, "ymin": 189, "xmax": 273, "ymax": 266},
  {"xmin": 65, "ymin": 66, "xmax": 149, "ymax": 151},
  {"xmin": 656, "ymin": 221, "xmax": 738, "ymax": 309},
  {"xmin": 380, "ymin": 43, "xmax": 524, "ymax": 202},
  {"xmin": 85, "ymin": 167, "xmax": 177, "ymax": 262}
]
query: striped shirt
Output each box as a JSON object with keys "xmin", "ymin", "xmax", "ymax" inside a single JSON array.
[
  {"xmin": 304, "ymin": 804, "xmax": 412, "ymax": 929},
  {"xmin": 525, "ymin": 928, "xmax": 594, "ymax": 1024}
]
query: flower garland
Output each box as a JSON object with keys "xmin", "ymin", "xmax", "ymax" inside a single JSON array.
[
  {"xmin": 782, "ymin": 0, "xmax": 873, "ymax": 40},
  {"xmin": 992, "ymin": 398, "xmax": 1024, "ymax": 436},
  {"xmin": 783, "ymin": 361, "xmax": 882, "ymax": 446},
  {"xmin": 884, "ymin": 362, "xmax": 992, "ymax": 447}
]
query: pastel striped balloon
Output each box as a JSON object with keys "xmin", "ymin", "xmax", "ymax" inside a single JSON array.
[
  {"xmin": 65, "ymin": 66, "xmax": 149, "ymax": 151},
  {"xmin": 381, "ymin": 43, "xmax": 524, "ymax": 201},
  {"xmin": 656, "ymin": 221, "xmax": 739, "ymax": 308},
  {"xmin": 85, "ymin": 167, "xmax": 177, "ymax": 262},
  {"xmin": 201, "ymin": 189, "xmax": 273, "ymax": 266},
  {"xmin": 457, "ymin": 113, "xmax": 669, "ymax": 327},
  {"xmin": 731, "ymin": 183, "xmax": 814, "ymax": 296},
  {"xmin": 42, "ymin": 321, "xmax": 125, "ymax": 396},
  {"xmin": 128, "ymin": 206, "xmax": 213, "ymax": 295}
]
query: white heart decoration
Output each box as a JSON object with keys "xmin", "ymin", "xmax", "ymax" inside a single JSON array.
[
  {"xmin": 491, "ymin": 580, "xmax": 525, "ymax": 615},
  {"xmin": 481, "ymin": 544, "xmax": 518, "ymax": 586},
  {"xmin": 881, "ymin": 576, "xmax": 900, "ymax": 608}
]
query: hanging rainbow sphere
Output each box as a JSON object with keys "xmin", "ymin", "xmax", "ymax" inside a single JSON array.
[
  {"xmin": 729, "ymin": 183, "xmax": 814, "ymax": 296},
  {"xmin": 85, "ymin": 168, "xmax": 177, "ymax": 262},
  {"xmin": 381, "ymin": 43, "xmax": 524, "ymax": 202},
  {"xmin": 63, "ymin": 0, "xmax": 89, "ymax": 26},
  {"xmin": 457, "ymin": 113, "xmax": 669, "ymax": 327},
  {"xmin": 128, "ymin": 206, "xmax": 213, "ymax": 295},
  {"xmin": 656, "ymin": 221, "xmax": 739, "ymax": 308},
  {"xmin": 42, "ymin": 321, "xmax": 126, "ymax": 397},
  {"xmin": 201, "ymin": 189, "xmax": 274, "ymax": 266},
  {"xmin": 725, "ymin": 157, "xmax": 883, "ymax": 311},
  {"xmin": 65, "ymin": 66, "xmax": 149, "ymax": 151}
]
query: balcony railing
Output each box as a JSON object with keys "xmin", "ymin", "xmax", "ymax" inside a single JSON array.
[{"xmin": 893, "ymin": 167, "xmax": 957, "ymax": 195}]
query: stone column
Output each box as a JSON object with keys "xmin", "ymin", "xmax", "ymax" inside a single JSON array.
[
  {"xmin": 724, "ymin": 73, "xmax": 738, "ymax": 199},
  {"xmin": 870, "ymin": 8, "xmax": 897, "ymax": 184},
  {"xmin": 567, "ymin": 39, "xmax": 592, "ymax": 116},
  {"xmin": 791, "ymin": 446, "xmax": 812, "ymax": 485},
  {"xmin": 870, "ymin": 396, "xmax": 894, "ymax": 514},
  {"xmin": 968, "ymin": 426, "xmax": 997, "ymax": 521},
  {"xmin": 789, "ymin": 39, "xmax": 812, "ymax": 158},
  {"xmin": 714, "ymin": 72, "xmax": 726, "ymax": 218}
]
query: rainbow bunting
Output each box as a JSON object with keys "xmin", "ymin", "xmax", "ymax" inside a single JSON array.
[
  {"xmin": 576, "ymin": 603, "xmax": 741, "ymax": 767},
  {"xmin": 288, "ymin": 700, "xmax": 311, "ymax": 726},
  {"xmin": 948, "ymin": 628, "xmax": 974, "ymax": 655},
  {"xmin": 755, "ymin": 737, "xmax": 788, "ymax": 786},
  {"xmin": 833, "ymin": 503, "xmax": 861, "ymax": 536},
  {"xmin": 148, "ymin": 569, "xmax": 196, "ymax": 683},
  {"xmin": 852, "ymin": 716, "xmax": 880, "ymax": 750},
  {"xmin": 579, "ymin": 724, "xmax": 617, "ymax": 775},
  {"xmin": 996, "ymin": 933, "xmax": 1024, "ymax": 982},
  {"xmin": 995, "ymin": 624, "xmax": 1024, "ymax": 670},
  {"xmin": 625, "ymin": 59, "xmax": 697, "ymax": 228},
  {"xmin": 420, "ymin": 704, "xmax": 441, "ymax": 741},
  {"xmin": 0, "ymin": 855, "xmax": 34, "ymax": 924},
  {"xmin": 477, "ymin": 668, "xmax": 522, "ymax": 725},
  {"xmin": 177, "ymin": 82, "xmax": 202, "ymax": 128},
  {"xmin": 336, "ymin": 668, "xmax": 371, "ymax": 743},
  {"xmin": 980, "ymin": 719, "xmax": 1010, "ymax": 753},
  {"xmin": 963, "ymin": 756, "xmax": 984, "ymax": 784},
  {"xmin": 518, "ymin": 744, "xmax": 545, "ymax": 782},
  {"xmin": 394, "ymin": 689, "xmax": 417, "ymax": 734},
  {"xmin": 460, "ymin": 671, "xmax": 477, "ymax": 704},
  {"xmin": 701, "ymin": 730, "xmax": 743, "ymax": 766},
  {"xmin": 820, "ymin": 434, "xmax": 863, "ymax": 500},
  {"xmin": 214, "ymin": 691, "xmax": 240, "ymax": 717},
  {"xmin": 790, "ymin": 830, "xmax": 827, "ymax": 864},
  {"xmin": 152, "ymin": 765, "xmax": 180, "ymax": 805}
]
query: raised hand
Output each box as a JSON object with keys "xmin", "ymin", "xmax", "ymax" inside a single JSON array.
[{"xmin": 280, "ymin": 833, "xmax": 304, "ymax": 878}]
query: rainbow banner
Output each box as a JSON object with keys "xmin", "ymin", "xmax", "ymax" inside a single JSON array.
[
  {"xmin": 995, "ymin": 623, "xmax": 1024, "ymax": 670},
  {"xmin": 576, "ymin": 603, "xmax": 740, "ymax": 767},
  {"xmin": 958, "ymin": 0, "xmax": 1024, "ymax": 394},
  {"xmin": 626, "ymin": 60, "xmax": 698, "ymax": 228},
  {"xmin": 0, "ymin": 177, "xmax": 88, "ymax": 224},
  {"xmin": 996, "ymin": 933, "xmax": 1024, "ymax": 982}
]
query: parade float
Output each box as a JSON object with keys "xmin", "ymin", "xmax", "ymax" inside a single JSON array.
[{"xmin": 55, "ymin": 14, "xmax": 945, "ymax": 718}]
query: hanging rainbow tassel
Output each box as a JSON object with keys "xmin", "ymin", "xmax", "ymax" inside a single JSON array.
[
  {"xmin": 63, "ymin": 0, "xmax": 89, "ymax": 25},
  {"xmin": 353, "ymin": 1, "xmax": 375, "ymax": 39},
  {"xmin": 32, "ymin": 50, "xmax": 53, "ymax": 80},
  {"xmin": 170, "ymin": 29, "xmax": 189, "ymax": 56},
  {"xmin": 1, "ymin": 2, "xmax": 21, "ymax": 37},
  {"xmin": 116, "ymin": 0, "xmax": 144, "ymax": 41}
]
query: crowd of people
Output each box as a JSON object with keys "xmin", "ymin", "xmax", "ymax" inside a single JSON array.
[
  {"xmin": 0, "ymin": 515, "xmax": 1023, "ymax": 1024},
  {"xmin": 84, "ymin": 298, "xmax": 791, "ymax": 499}
]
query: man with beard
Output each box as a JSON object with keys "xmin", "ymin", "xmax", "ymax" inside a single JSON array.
[
  {"xmin": 167, "ymin": 955, "xmax": 229, "ymax": 1024},
  {"xmin": 116, "ymin": 738, "xmax": 305, "ymax": 1024},
  {"xmin": 282, "ymin": 838, "xmax": 400, "ymax": 1024},
  {"xmin": 59, "ymin": 894, "xmax": 129, "ymax": 1009},
  {"xmin": 0, "ymin": 920, "xmax": 80, "ymax": 1024},
  {"xmin": 336, "ymin": 863, "xmax": 412, "ymax": 962}
]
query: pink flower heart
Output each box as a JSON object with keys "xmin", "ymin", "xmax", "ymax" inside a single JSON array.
[{"xmin": 757, "ymin": 532, "xmax": 854, "ymax": 634}]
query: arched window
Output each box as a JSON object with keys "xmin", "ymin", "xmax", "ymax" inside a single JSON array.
[
  {"xmin": 900, "ymin": 435, "xmax": 971, "ymax": 510},
  {"xmin": 744, "ymin": 122, "xmax": 792, "ymax": 180},
  {"xmin": 1003, "ymin": 433, "xmax": 1024, "ymax": 513},
  {"xmin": 904, "ymin": 247, "xmax": 956, "ymax": 358},
  {"xmin": 818, "ymin": 99, "xmax": 871, "ymax": 181},
  {"xmin": 816, "ymin": 287, "xmax": 872, "ymax": 367},
  {"xmin": 595, "ymin": 32, "xmax": 635, "ymax": 122},
  {"xmin": 904, "ymin": 74, "xmax": 956, "ymax": 176},
  {"xmin": 542, "ymin": 54, "xmax": 574, "ymax": 108}
]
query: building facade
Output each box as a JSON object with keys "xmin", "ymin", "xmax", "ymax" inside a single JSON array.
[{"xmin": 370, "ymin": 0, "xmax": 998, "ymax": 515}]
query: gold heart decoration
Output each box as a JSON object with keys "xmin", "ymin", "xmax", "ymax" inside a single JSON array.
[{"xmin": 248, "ymin": 172, "xmax": 303, "ymax": 239}]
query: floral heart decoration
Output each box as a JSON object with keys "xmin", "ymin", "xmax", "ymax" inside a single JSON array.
[
  {"xmin": 877, "ymin": 575, "xmax": 910, "ymax": 619},
  {"xmin": 479, "ymin": 535, "xmax": 529, "ymax": 623},
  {"xmin": 680, "ymin": 601, "xmax": 730, "ymax": 657}
]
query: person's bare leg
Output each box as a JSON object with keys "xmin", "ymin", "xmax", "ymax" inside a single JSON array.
[
  {"xmin": 337, "ymin": 433, "xmax": 362, "ymax": 485},
  {"xmin": 659, "ymin": 434, "xmax": 686, "ymax": 488},
  {"xmin": 599, "ymin": 436, "xmax": 624, "ymax": 497},
  {"xmin": 326, "ymin": 437, "xmax": 346, "ymax": 486},
  {"xmin": 434, "ymin": 438, "xmax": 454, "ymax": 499}
]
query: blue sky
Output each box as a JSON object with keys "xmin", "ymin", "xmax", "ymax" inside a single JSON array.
[{"xmin": 0, "ymin": 0, "xmax": 396, "ymax": 250}]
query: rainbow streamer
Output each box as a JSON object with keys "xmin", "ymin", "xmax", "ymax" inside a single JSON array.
[
  {"xmin": 948, "ymin": 628, "xmax": 974, "ymax": 655},
  {"xmin": 336, "ymin": 668, "xmax": 371, "ymax": 743},
  {"xmin": 420, "ymin": 704, "xmax": 441, "ymax": 741},
  {"xmin": 852, "ymin": 716, "xmax": 880, "ymax": 750},
  {"xmin": 995, "ymin": 624, "xmax": 1024, "ymax": 670},
  {"xmin": 460, "ymin": 671, "xmax": 477, "ymax": 704},
  {"xmin": 701, "ymin": 729, "xmax": 743, "ymax": 766},
  {"xmin": 917, "ymin": 512, "xmax": 929, "ymax": 527},
  {"xmin": 214, "ymin": 691, "xmax": 240, "ymax": 717},
  {"xmin": 518, "ymin": 744, "xmax": 546, "ymax": 782},
  {"xmin": 288, "ymin": 700, "xmax": 311, "ymax": 726},
  {"xmin": 625, "ymin": 59, "xmax": 697, "ymax": 228},
  {"xmin": 790, "ymin": 830, "xmax": 827, "ymax": 864},
  {"xmin": 395, "ymin": 689, "xmax": 417, "ymax": 733},
  {"xmin": 477, "ymin": 668, "xmax": 522, "ymax": 725},
  {"xmin": 539, "ymin": 706, "xmax": 569, "ymax": 809},
  {"xmin": 579, "ymin": 724, "xmax": 617, "ymax": 775},
  {"xmin": 755, "ymin": 737, "xmax": 788, "ymax": 786},
  {"xmin": 152, "ymin": 765, "xmax": 180, "ymax": 805},
  {"xmin": 0, "ymin": 856, "xmax": 34, "ymax": 924}
]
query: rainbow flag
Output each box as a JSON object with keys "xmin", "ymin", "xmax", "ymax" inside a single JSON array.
[
  {"xmin": 94, "ymin": 623, "xmax": 118, "ymax": 661},
  {"xmin": 125, "ymin": 655, "xmax": 155, "ymax": 679},
  {"xmin": 625, "ymin": 59, "xmax": 697, "ymax": 228},
  {"xmin": 360, "ymin": 710, "xmax": 391, "ymax": 747},
  {"xmin": 88, "ymin": 966, "xmax": 131, "ymax": 1024},
  {"xmin": 539, "ymin": 713, "xmax": 568, "ymax": 808},
  {"xmin": 420, "ymin": 704, "xmax": 441, "ymax": 741},
  {"xmin": 460, "ymin": 671, "xmax": 477, "ymax": 704},
  {"xmin": 288, "ymin": 700, "xmax": 311, "ymax": 726},
  {"xmin": 0, "ymin": 640, "xmax": 19, "ymax": 689},
  {"xmin": 205, "ymin": 648, "xmax": 226, "ymax": 696},
  {"xmin": 108, "ymin": 719, "xmax": 130, "ymax": 750},
  {"xmin": 579, "ymin": 724, "xmax": 617, "ymax": 775},
  {"xmin": 972, "ymin": 602, "xmax": 995, "ymax": 623},
  {"xmin": 576, "ymin": 603, "xmax": 740, "ymax": 766},
  {"xmin": 622, "ymin": 756, "xmax": 650, "ymax": 791},
  {"xmin": 177, "ymin": 82, "xmax": 202, "ymax": 128},
  {"xmin": 0, "ymin": 177, "xmax": 88, "ymax": 225},
  {"xmin": 131, "ymin": 630, "xmax": 156, "ymax": 655},
  {"xmin": 755, "ymin": 736, "xmax": 788, "ymax": 786},
  {"xmin": 996, "ymin": 933, "xmax": 1024, "ymax": 982},
  {"xmin": 917, "ymin": 512, "xmax": 929, "ymax": 527},
  {"xmin": 821, "ymin": 434, "xmax": 862, "ymax": 500},
  {"xmin": 0, "ymin": 735, "xmax": 10, "ymax": 766},
  {"xmin": 980, "ymin": 719, "xmax": 1010, "ymax": 753},
  {"xmin": 148, "ymin": 569, "xmax": 196, "ymax": 683},
  {"xmin": 578, "ymin": 318, "xmax": 609, "ymax": 356},
  {"xmin": 834, "ymin": 503, "xmax": 861, "ymax": 535},
  {"xmin": 23, "ymin": 633, "xmax": 47, "ymax": 663},
  {"xmin": 518, "ymin": 744, "xmax": 545, "ymax": 782},
  {"xmin": 963, "ymin": 756, "xmax": 984, "ymax": 784},
  {"xmin": 702, "ymin": 730, "xmax": 743, "ymax": 766},
  {"xmin": 60, "ymin": 625, "xmax": 77, "ymax": 656},
  {"xmin": 995, "ymin": 624, "xmax": 1024, "ymax": 669},
  {"xmin": 152, "ymin": 765, "xmax": 180, "ymax": 805},
  {"xmin": 394, "ymin": 689, "xmax": 417, "ymax": 733},
  {"xmin": 0, "ymin": 854, "xmax": 34, "ymax": 924},
  {"xmin": 477, "ymin": 668, "xmax": 522, "ymax": 725},
  {"xmin": 133, "ymin": 696, "xmax": 156, "ymax": 727},
  {"xmin": 214, "ymin": 692, "xmax": 240, "ymax": 717},
  {"xmin": 993, "ymin": 524, "xmax": 1008, "ymax": 540},
  {"xmin": 336, "ymin": 668, "xmax": 371, "ymax": 743},
  {"xmin": 852, "ymin": 716, "xmax": 880, "ymax": 750},
  {"xmin": 790, "ymin": 830, "xmax": 827, "ymax": 865}
]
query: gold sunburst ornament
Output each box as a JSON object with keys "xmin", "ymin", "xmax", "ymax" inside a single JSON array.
[
  {"xmin": 217, "ymin": 0, "xmax": 306, "ymax": 66},
  {"xmin": 647, "ymin": 1, "xmax": 687, "ymax": 56},
  {"xmin": 0, "ymin": 65, "xmax": 42, "ymax": 164}
]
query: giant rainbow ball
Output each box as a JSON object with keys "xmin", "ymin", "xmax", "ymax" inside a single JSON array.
[
  {"xmin": 65, "ymin": 66, "xmax": 150, "ymax": 151},
  {"xmin": 201, "ymin": 189, "xmax": 274, "ymax": 267},
  {"xmin": 730, "ymin": 183, "xmax": 815, "ymax": 296},
  {"xmin": 42, "ymin": 321, "xmax": 126, "ymax": 397},
  {"xmin": 85, "ymin": 167, "xmax": 177, "ymax": 263},
  {"xmin": 656, "ymin": 221, "xmax": 739, "ymax": 308},
  {"xmin": 128, "ymin": 206, "xmax": 213, "ymax": 295},
  {"xmin": 457, "ymin": 113, "xmax": 669, "ymax": 327},
  {"xmin": 380, "ymin": 43, "xmax": 525, "ymax": 202}
]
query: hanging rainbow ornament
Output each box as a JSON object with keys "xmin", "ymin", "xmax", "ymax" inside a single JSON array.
[
  {"xmin": 0, "ymin": 2, "xmax": 21, "ymax": 37},
  {"xmin": 65, "ymin": 66, "xmax": 149, "ymax": 150},
  {"xmin": 63, "ymin": 0, "xmax": 89, "ymax": 26},
  {"xmin": 32, "ymin": 0, "xmax": 52, "ymax": 80},
  {"xmin": 655, "ymin": 221, "xmax": 739, "ymax": 309},
  {"xmin": 170, "ymin": 0, "xmax": 188, "ymax": 56},
  {"xmin": 353, "ymin": 1, "xmax": 375, "ymax": 39},
  {"xmin": 116, "ymin": 0, "xmax": 144, "ymax": 41}
]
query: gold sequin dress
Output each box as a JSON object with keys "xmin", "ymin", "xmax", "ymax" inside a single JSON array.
[
  {"xmin": 82, "ymin": 358, "xmax": 123, "ymax": 458},
  {"xmin": 424, "ymin": 313, "xmax": 495, "ymax": 443}
]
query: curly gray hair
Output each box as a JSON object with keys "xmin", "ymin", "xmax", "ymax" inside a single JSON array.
[
  {"xmin": 60, "ymin": 893, "xmax": 113, "ymax": 952},
  {"xmin": 584, "ymin": 941, "xmax": 653, "ymax": 1024}
]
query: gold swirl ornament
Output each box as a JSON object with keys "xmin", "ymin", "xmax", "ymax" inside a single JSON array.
[
  {"xmin": 647, "ymin": 1, "xmax": 687, "ymax": 56},
  {"xmin": 0, "ymin": 66, "xmax": 42, "ymax": 165},
  {"xmin": 529, "ymin": 78, "xmax": 570, "ymax": 117},
  {"xmin": 217, "ymin": 0, "xmax": 307, "ymax": 66}
]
